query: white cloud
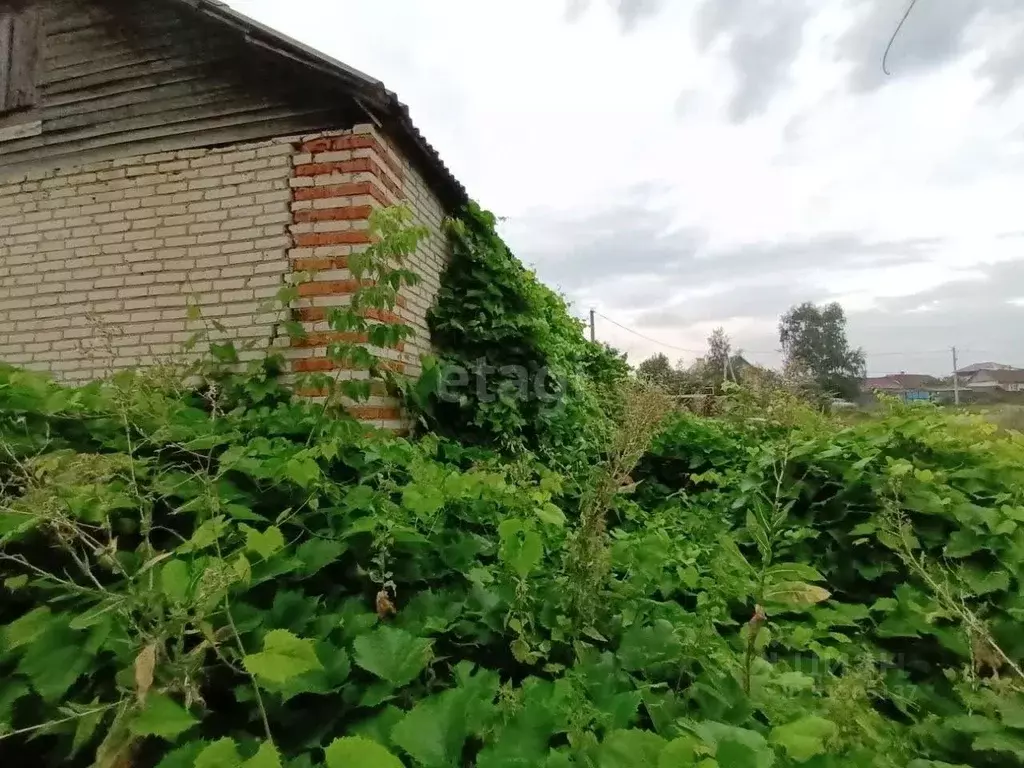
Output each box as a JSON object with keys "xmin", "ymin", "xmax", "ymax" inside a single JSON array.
[{"xmin": 228, "ymin": 0, "xmax": 1024, "ymax": 373}]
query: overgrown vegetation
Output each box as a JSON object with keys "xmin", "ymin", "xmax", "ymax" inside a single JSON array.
[{"xmin": 2, "ymin": 207, "xmax": 1023, "ymax": 767}]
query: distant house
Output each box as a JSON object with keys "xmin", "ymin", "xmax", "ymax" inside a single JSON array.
[
  {"xmin": 966, "ymin": 369, "xmax": 1024, "ymax": 393},
  {"xmin": 955, "ymin": 362, "xmax": 1023, "ymax": 388},
  {"xmin": 861, "ymin": 373, "xmax": 940, "ymax": 402},
  {"xmin": 0, "ymin": 0, "xmax": 469, "ymax": 430}
]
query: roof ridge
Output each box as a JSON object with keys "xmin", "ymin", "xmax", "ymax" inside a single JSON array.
[{"xmin": 162, "ymin": 0, "xmax": 468, "ymax": 208}]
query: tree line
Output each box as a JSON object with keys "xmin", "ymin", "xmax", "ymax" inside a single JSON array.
[{"xmin": 636, "ymin": 301, "xmax": 865, "ymax": 401}]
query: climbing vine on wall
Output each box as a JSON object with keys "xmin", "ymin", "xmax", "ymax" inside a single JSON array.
[{"xmin": 416, "ymin": 203, "xmax": 628, "ymax": 461}]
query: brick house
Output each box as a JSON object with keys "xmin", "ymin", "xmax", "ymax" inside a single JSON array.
[{"xmin": 0, "ymin": 0, "xmax": 468, "ymax": 430}]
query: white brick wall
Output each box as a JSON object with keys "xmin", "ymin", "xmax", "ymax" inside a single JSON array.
[
  {"xmin": 395, "ymin": 151, "xmax": 449, "ymax": 372},
  {"xmin": 0, "ymin": 138, "xmax": 296, "ymax": 382}
]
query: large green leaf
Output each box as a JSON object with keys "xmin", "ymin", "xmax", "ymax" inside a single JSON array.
[
  {"xmin": 769, "ymin": 716, "xmax": 837, "ymax": 762},
  {"xmin": 160, "ymin": 560, "xmax": 191, "ymax": 603},
  {"xmin": 194, "ymin": 738, "xmax": 243, "ymax": 768},
  {"xmin": 295, "ymin": 538, "xmax": 347, "ymax": 576},
  {"xmin": 244, "ymin": 742, "xmax": 283, "ymax": 768},
  {"xmin": 324, "ymin": 737, "xmax": 404, "ymax": 768},
  {"xmin": 242, "ymin": 524, "xmax": 286, "ymax": 560},
  {"xmin": 2, "ymin": 606, "xmax": 53, "ymax": 651},
  {"xmin": 403, "ymin": 484, "xmax": 446, "ymax": 520},
  {"xmin": 353, "ymin": 626, "xmax": 433, "ymax": 687},
  {"xmin": 243, "ymin": 629, "xmax": 322, "ymax": 685},
  {"xmin": 391, "ymin": 664, "xmax": 499, "ymax": 766},
  {"xmin": 498, "ymin": 519, "xmax": 544, "ymax": 579},
  {"xmin": 598, "ymin": 729, "xmax": 667, "ymax": 767},
  {"xmin": 130, "ymin": 693, "xmax": 198, "ymax": 740}
]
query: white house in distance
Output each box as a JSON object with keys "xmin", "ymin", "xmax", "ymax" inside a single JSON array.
[{"xmin": 965, "ymin": 369, "xmax": 1024, "ymax": 393}]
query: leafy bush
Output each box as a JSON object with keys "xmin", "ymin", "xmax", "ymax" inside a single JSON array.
[
  {"xmin": 420, "ymin": 203, "xmax": 628, "ymax": 462},
  {"xmin": 2, "ymin": 209, "xmax": 1024, "ymax": 767}
]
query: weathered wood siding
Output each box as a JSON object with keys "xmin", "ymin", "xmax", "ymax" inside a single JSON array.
[{"xmin": 0, "ymin": 0, "xmax": 355, "ymax": 174}]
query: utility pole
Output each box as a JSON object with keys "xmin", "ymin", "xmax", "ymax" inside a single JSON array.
[
  {"xmin": 589, "ymin": 309, "xmax": 596, "ymax": 343},
  {"xmin": 952, "ymin": 346, "xmax": 960, "ymax": 406}
]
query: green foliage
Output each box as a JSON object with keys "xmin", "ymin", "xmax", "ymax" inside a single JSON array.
[
  {"xmin": 2, "ymin": 207, "xmax": 1024, "ymax": 768},
  {"xmin": 418, "ymin": 202, "xmax": 629, "ymax": 460},
  {"xmin": 779, "ymin": 301, "xmax": 865, "ymax": 400}
]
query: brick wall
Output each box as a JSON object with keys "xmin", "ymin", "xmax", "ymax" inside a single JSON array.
[
  {"xmin": 0, "ymin": 125, "xmax": 453, "ymax": 429},
  {"xmin": 287, "ymin": 124, "xmax": 451, "ymax": 430},
  {"xmin": 0, "ymin": 139, "xmax": 295, "ymax": 381}
]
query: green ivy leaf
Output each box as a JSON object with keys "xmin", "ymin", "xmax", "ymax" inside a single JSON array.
[
  {"xmin": 243, "ymin": 742, "xmax": 283, "ymax": 768},
  {"xmin": 598, "ymin": 729, "xmax": 667, "ymax": 767},
  {"xmin": 498, "ymin": 519, "xmax": 544, "ymax": 579},
  {"xmin": 160, "ymin": 560, "xmax": 191, "ymax": 603},
  {"xmin": 391, "ymin": 664, "xmax": 499, "ymax": 766},
  {"xmin": 658, "ymin": 735, "xmax": 702, "ymax": 766},
  {"xmin": 243, "ymin": 629, "xmax": 322, "ymax": 684},
  {"xmin": 153, "ymin": 741, "xmax": 206, "ymax": 768},
  {"xmin": 242, "ymin": 524, "xmax": 286, "ymax": 560},
  {"xmin": 209, "ymin": 342, "xmax": 239, "ymax": 364},
  {"xmin": 195, "ymin": 738, "xmax": 243, "ymax": 768},
  {"xmin": 769, "ymin": 716, "xmax": 837, "ymax": 762},
  {"xmin": 403, "ymin": 484, "xmax": 446, "ymax": 520},
  {"xmin": 353, "ymin": 625, "xmax": 433, "ymax": 687},
  {"xmin": 16, "ymin": 625, "xmax": 90, "ymax": 702},
  {"xmin": 69, "ymin": 698, "xmax": 107, "ymax": 757},
  {"xmin": 765, "ymin": 563, "xmax": 824, "ymax": 583},
  {"xmin": 285, "ymin": 456, "xmax": 321, "ymax": 488},
  {"xmin": 2, "ymin": 606, "xmax": 53, "ymax": 651},
  {"xmin": 324, "ymin": 736, "xmax": 404, "ymax": 768},
  {"xmin": 295, "ymin": 538, "xmax": 347, "ymax": 576},
  {"xmin": 537, "ymin": 502, "xmax": 566, "ymax": 528},
  {"xmin": 129, "ymin": 693, "xmax": 198, "ymax": 740}
]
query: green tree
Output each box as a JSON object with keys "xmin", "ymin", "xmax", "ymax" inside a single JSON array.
[
  {"xmin": 636, "ymin": 353, "xmax": 677, "ymax": 390},
  {"xmin": 706, "ymin": 327, "xmax": 732, "ymax": 390},
  {"xmin": 778, "ymin": 302, "xmax": 865, "ymax": 400}
]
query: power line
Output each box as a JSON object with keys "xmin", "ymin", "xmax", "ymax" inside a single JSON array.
[
  {"xmin": 591, "ymin": 311, "xmax": 991, "ymax": 363},
  {"xmin": 595, "ymin": 313, "xmax": 707, "ymax": 354}
]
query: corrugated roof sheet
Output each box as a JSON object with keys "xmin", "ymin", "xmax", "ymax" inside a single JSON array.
[{"xmin": 165, "ymin": 0, "xmax": 469, "ymax": 209}]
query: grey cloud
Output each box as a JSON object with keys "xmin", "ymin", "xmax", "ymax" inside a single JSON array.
[
  {"xmin": 501, "ymin": 187, "xmax": 704, "ymax": 294},
  {"xmin": 503, "ymin": 189, "xmax": 953, "ymax": 359},
  {"xmin": 575, "ymin": 0, "xmax": 1024, "ymax": 121},
  {"xmin": 837, "ymin": 0, "xmax": 1020, "ymax": 94},
  {"xmin": 844, "ymin": 260, "xmax": 1024, "ymax": 372},
  {"xmin": 505, "ymin": 189, "xmax": 942, "ymax": 299},
  {"xmin": 563, "ymin": 0, "xmax": 667, "ymax": 30},
  {"xmin": 510, "ymin": 192, "xmax": 1022, "ymax": 370},
  {"xmin": 635, "ymin": 279, "xmax": 822, "ymax": 328},
  {"xmin": 695, "ymin": 0, "xmax": 810, "ymax": 122}
]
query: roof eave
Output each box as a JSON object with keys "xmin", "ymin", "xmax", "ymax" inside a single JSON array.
[{"xmin": 165, "ymin": 0, "xmax": 469, "ymax": 210}]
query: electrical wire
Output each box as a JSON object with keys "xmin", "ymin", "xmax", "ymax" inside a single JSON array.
[
  {"xmin": 883, "ymin": 0, "xmax": 921, "ymax": 76},
  {"xmin": 592, "ymin": 311, "xmax": 985, "ymax": 363},
  {"xmin": 594, "ymin": 313, "xmax": 708, "ymax": 354}
]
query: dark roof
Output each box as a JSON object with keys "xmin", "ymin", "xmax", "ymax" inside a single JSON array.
[{"xmin": 165, "ymin": 0, "xmax": 468, "ymax": 209}]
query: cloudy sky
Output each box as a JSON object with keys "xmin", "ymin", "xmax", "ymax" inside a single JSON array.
[{"xmin": 230, "ymin": 0, "xmax": 1024, "ymax": 375}]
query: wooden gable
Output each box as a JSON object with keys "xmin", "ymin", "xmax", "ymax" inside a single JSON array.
[{"xmin": 0, "ymin": 0, "xmax": 365, "ymax": 172}]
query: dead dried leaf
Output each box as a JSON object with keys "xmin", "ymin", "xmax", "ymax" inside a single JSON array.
[
  {"xmin": 134, "ymin": 644, "xmax": 157, "ymax": 705},
  {"xmin": 375, "ymin": 589, "xmax": 396, "ymax": 620}
]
